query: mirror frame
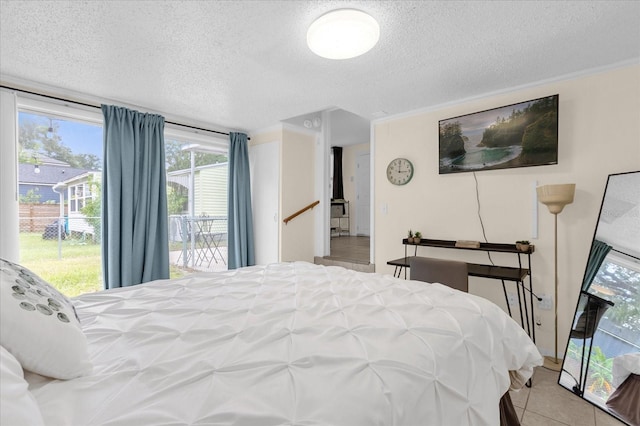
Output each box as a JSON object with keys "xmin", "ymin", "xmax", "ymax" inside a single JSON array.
[{"xmin": 558, "ymin": 170, "xmax": 640, "ymax": 426}]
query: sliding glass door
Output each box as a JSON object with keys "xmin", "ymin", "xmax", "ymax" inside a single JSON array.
[
  {"xmin": 165, "ymin": 139, "xmax": 229, "ymax": 275},
  {"xmin": 4, "ymin": 93, "xmax": 230, "ymax": 296}
]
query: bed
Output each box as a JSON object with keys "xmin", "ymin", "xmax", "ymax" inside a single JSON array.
[{"xmin": 1, "ymin": 259, "xmax": 542, "ymax": 425}]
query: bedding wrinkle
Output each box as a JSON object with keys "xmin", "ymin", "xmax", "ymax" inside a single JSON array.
[{"xmin": 27, "ymin": 262, "xmax": 541, "ymax": 425}]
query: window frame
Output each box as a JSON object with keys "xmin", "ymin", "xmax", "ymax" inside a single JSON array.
[{"xmin": 2, "ymin": 90, "xmax": 231, "ymax": 261}]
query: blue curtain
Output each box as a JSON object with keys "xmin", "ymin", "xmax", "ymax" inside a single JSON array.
[
  {"xmin": 227, "ymin": 132, "xmax": 255, "ymax": 269},
  {"xmin": 101, "ymin": 105, "xmax": 169, "ymax": 288},
  {"xmin": 581, "ymin": 239, "xmax": 612, "ymax": 291}
]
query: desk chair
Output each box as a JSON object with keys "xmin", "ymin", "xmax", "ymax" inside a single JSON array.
[
  {"xmin": 409, "ymin": 256, "xmax": 468, "ymax": 292},
  {"xmin": 409, "ymin": 256, "xmax": 519, "ymax": 426}
]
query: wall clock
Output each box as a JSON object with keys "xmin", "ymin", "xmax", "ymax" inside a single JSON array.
[{"xmin": 386, "ymin": 158, "xmax": 414, "ymax": 185}]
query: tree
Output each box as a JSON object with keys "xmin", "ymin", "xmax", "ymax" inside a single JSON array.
[
  {"xmin": 167, "ymin": 185, "xmax": 188, "ymax": 215},
  {"xmin": 74, "ymin": 153, "xmax": 101, "ymax": 170},
  {"xmin": 19, "ymin": 188, "xmax": 41, "ymax": 204},
  {"xmin": 18, "ymin": 119, "xmax": 48, "ymax": 163},
  {"xmin": 19, "ymin": 116, "xmax": 101, "ymax": 170},
  {"xmin": 165, "ymin": 140, "xmax": 227, "ymax": 172},
  {"xmin": 81, "ymin": 175, "xmax": 101, "ymax": 243},
  {"xmin": 439, "ymin": 121, "xmax": 462, "ymax": 139}
]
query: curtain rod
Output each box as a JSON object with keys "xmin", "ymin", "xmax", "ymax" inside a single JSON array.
[
  {"xmin": 611, "ymin": 247, "xmax": 640, "ymax": 262},
  {"xmin": 0, "ymin": 84, "xmax": 246, "ymax": 139}
]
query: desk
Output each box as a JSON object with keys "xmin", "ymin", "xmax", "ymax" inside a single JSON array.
[{"xmin": 387, "ymin": 239, "xmax": 536, "ymax": 343}]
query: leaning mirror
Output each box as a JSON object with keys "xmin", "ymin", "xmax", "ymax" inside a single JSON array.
[{"xmin": 559, "ymin": 171, "xmax": 640, "ymax": 426}]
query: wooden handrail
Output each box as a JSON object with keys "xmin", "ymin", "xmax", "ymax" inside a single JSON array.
[{"xmin": 283, "ymin": 200, "xmax": 320, "ymax": 224}]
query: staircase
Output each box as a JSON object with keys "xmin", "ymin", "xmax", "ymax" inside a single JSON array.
[{"xmin": 313, "ymin": 256, "xmax": 375, "ymax": 273}]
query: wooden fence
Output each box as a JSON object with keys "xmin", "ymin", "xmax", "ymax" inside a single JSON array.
[{"xmin": 19, "ymin": 203, "xmax": 67, "ymax": 233}]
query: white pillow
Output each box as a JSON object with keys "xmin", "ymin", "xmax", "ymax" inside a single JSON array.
[
  {"xmin": 0, "ymin": 258, "xmax": 92, "ymax": 379},
  {"xmin": 0, "ymin": 345, "xmax": 45, "ymax": 426}
]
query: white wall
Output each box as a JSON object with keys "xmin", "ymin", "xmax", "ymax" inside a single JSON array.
[
  {"xmin": 373, "ymin": 65, "xmax": 640, "ymax": 357},
  {"xmin": 281, "ymin": 128, "xmax": 316, "ymax": 262},
  {"xmin": 342, "ymin": 142, "xmax": 370, "ymax": 235},
  {"xmin": 249, "ymin": 129, "xmax": 282, "ymax": 264},
  {"xmin": 250, "ymin": 126, "xmax": 317, "ymax": 264},
  {"xmin": 249, "ymin": 139, "xmax": 280, "ymax": 265}
]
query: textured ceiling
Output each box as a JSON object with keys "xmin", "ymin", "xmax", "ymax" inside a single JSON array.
[{"xmin": 1, "ymin": 1, "xmax": 639, "ymax": 136}]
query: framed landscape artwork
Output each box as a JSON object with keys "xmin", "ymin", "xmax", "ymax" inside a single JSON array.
[{"xmin": 438, "ymin": 94, "xmax": 559, "ymax": 174}]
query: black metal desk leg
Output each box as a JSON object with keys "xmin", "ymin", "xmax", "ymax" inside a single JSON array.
[
  {"xmin": 501, "ymin": 280, "xmax": 512, "ymax": 317},
  {"xmin": 527, "ymin": 253, "xmax": 536, "ymax": 344},
  {"xmin": 520, "ymin": 280, "xmax": 531, "ymax": 337},
  {"xmin": 516, "ymin": 282, "xmax": 525, "ymax": 330}
]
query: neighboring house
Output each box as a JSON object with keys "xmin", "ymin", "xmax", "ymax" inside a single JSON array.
[
  {"xmin": 167, "ymin": 162, "xmax": 228, "ymax": 243},
  {"xmin": 18, "ymin": 156, "xmax": 98, "ymax": 235},
  {"xmin": 167, "ymin": 162, "xmax": 228, "ymax": 216},
  {"xmin": 59, "ymin": 171, "xmax": 101, "ymax": 237},
  {"xmin": 18, "ymin": 160, "xmax": 87, "ymax": 203}
]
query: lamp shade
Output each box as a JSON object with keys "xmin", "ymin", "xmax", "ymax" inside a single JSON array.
[
  {"xmin": 537, "ymin": 184, "xmax": 576, "ymax": 214},
  {"xmin": 307, "ymin": 9, "xmax": 379, "ymax": 60}
]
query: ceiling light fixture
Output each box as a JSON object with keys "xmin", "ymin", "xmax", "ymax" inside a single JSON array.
[{"xmin": 307, "ymin": 9, "xmax": 380, "ymax": 60}]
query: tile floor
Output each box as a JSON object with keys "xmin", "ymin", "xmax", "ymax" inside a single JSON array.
[
  {"xmin": 330, "ymin": 236, "xmax": 370, "ymax": 263},
  {"xmin": 314, "ymin": 235, "xmax": 374, "ymax": 272},
  {"xmin": 328, "ymin": 235, "xmax": 371, "ymax": 264},
  {"xmin": 510, "ymin": 367, "xmax": 626, "ymax": 426}
]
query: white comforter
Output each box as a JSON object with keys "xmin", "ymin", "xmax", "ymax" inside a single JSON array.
[{"xmin": 27, "ymin": 262, "xmax": 542, "ymax": 426}]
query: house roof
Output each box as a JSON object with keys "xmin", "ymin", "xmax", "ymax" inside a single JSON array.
[
  {"xmin": 1, "ymin": 1, "xmax": 638, "ymax": 135},
  {"xmin": 19, "ymin": 163, "xmax": 89, "ymax": 185},
  {"xmin": 25, "ymin": 151, "xmax": 71, "ymax": 167}
]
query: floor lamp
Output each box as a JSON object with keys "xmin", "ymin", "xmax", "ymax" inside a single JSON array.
[{"xmin": 537, "ymin": 183, "xmax": 576, "ymax": 371}]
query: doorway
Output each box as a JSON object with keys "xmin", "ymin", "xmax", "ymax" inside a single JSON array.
[
  {"xmin": 281, "ymin": 108, "xmax": 372, "ymax": 265},
  {"xmin": 327, "ymin": 110, "xmax": 371, "ymax": 264}
]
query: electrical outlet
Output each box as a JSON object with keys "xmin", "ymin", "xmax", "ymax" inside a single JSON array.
[
  {"xmin": 538, "ymin": 294, "xmax": 553, "ymax": 310},
  {"xmin": 506, "ymin": 292, "xmax": 518, "ymax": 306}
]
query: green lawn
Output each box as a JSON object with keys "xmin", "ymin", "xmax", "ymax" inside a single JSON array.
[
  {"xmin": 20, "ymin": 233, "xmax": 102, "ymax": 297},
  {"xmin": 19, "ymin": 233, "xmax": 185, "ymax": 298}
]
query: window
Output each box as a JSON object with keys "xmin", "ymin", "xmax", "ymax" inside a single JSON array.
[
  {"xmin": 17, "ymin": 104, "xmax": 104, "ymax": 297},
  {"xmin": 164, "ymin": 136, "xmax": 229, "ymax": 275},
  {"xmin": 2, "ymin": 93, "xmax": 231, "ymax": 295},
  {"xmin": 69, "ymin": 182, "xmax": 94, "ymax": 212}
]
